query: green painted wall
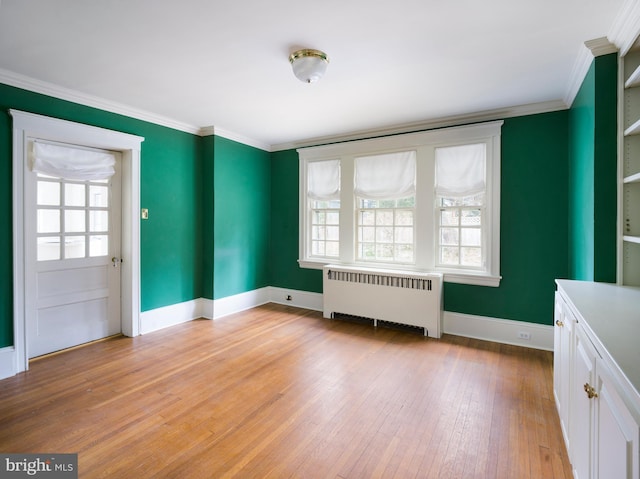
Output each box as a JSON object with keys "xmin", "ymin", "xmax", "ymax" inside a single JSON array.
[
  {"xmin": 213, "ymin": 136, "xmax": 271, "ymax": 299},
  {"xmin": 568, "ymin": 53, "xmax": 617, "ymax": 282},
  {"xmin": 569, "ymin": 63, "xmax": 596, "ymax": 280},
  {"xmin": 0, "ymin": 83, "xmax": 204, "ymax": 347},
  {"xmin": 270, "ymin": 149, "xmax": 323, "ymax": 292},
  {"xmin": 202, "ymin": 135, "xmax": 215, "ymax": 300},
  {"xmin": 270, "ymin": 111, "xmax": 570, "ymax": 325},
  {"xmin": 445, "ymin": 112, "xmax": 569, "ymax": 324}
]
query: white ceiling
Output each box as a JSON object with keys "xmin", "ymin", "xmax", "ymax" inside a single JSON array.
[{"xmin": 0, "ymin": 0, "xmax": 630, "ymax": 149}]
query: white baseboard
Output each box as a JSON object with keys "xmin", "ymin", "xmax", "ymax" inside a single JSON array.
[
  {"xmin": 0, "ymin": 346, "xmax": 17, "ymax": 380},
  {"xmin": 212, "ymin": 287, "xmax": 271, "ymax": 319},
  {"xmin": 268, "ymin": 287, "xmax": 323, "ymax": 311},
  {"xmin": 140, "ymin": 298, "xmax": 207, "ymax": 335},
  {"xmin": 444, "ymin": 311, "xmax": 554, "ymax": 351}
]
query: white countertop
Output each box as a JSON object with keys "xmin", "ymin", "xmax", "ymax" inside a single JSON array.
[{"xmin": 556, "ymin": 279, "xmax": 640, "ymax": 398}]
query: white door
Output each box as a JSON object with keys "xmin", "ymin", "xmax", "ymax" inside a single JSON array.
[{"xmin": 25, "ymin": 140, "xmax": 122, "ymax": 358}]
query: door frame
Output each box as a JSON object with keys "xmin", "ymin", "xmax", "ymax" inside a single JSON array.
[{"xmin": 10, "ymin": 109, "xmax": 144, "ymax": 374}]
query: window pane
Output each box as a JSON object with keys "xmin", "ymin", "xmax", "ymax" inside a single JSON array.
[
  {"xmin": 65, "ymin": 183, "xmax": 85, "ymax": 207},
  {"xmin": 395, "ymin": 244, "xmax": 414, "ymax": 262},
  {"xmin": 90, "ymin": 211, "xmax": 109, "ymax": 232},
  {"xmin": 326, "ymin": 211, "xmax": 339, "ymax": 225},
  {"xmin": 37, "ymin": 237, "xmax": 60, "ymax": 261},
  {"xmin": 395, "ymin": 227, "xmax": 413, "ymax": 243},
  {"xmin": 89, "ymin": 235, "xmax": 108, "ymax": 257},
  {"xmin": 360, "ymin": 226, "xmax": 375, "ymax": 242},
  {"xmin": 64, "ymin": 236, "xmax": 85, "ymax": 259},
  {"xmin": 312, "ymin": 225, "xmax": 325, "ymax": 240},
  {"xmin": 441, "ymin": 247, "xmax": 459, "ymax": 265},
  {"xmin": 461, "ymin": 209, "xmax": 481, "ymax": 226},
  {"xmin": 376, "ymin": 226, "xmax": 393, "ymax": 243},
  {"xmin": 326, "ymin": 242, "xmax": 339, "ymax": 257},
  {"xmin": 440, "ymin": 228, "xmax": 459, "ymax": 246},
  {"xmin": 37, "ymin": 209, "xmax": 60, "ymax": 233},
  {"xmin": 376, "ymin": 211, "xmax": 393, "ymax": 225},
  {"xmin": 326, "ymin": 226, "xmax": 339, "ymax": 241},
  {"xmin": 37, "ymin": 181, "xmax": 60, "ymax": 206},
  {"xmin": 360, "ymin": 243, "xmax": 374, "ymax": 259},
  {"xmin": 461, "ymin": 228, "xmax": 481, "ymax": 246},
  {"xmin": 461, "ymin": 247, "xmax": 482, "ymax": 267},
  {"xmin": 89, "ymin": 185, "xmax": 109, "ymax": 207},
  {"xmin": 65, "ymin": 210, "xmax": 86, "ymax": 233},
  {"xmin": 440, "ymin": 209, "xmax": 459, "ymax": 226},
  {"xmin": 396, "ymin": 210, "xmax": 413, "ymax": 226},
  {"xmin": 312, "ymin": 210, "xmax": 325, "ymax": 224},
  {"xmin": 376, "ymin": 244, "xmax": 393, "ymax": 260},
  {"xmin": 311, "ymin": 241, "xmax": 325, "ymax": 256},
  {"xmin": 360, "ymin": 210, "xmax": 375, "ymax": 225}
]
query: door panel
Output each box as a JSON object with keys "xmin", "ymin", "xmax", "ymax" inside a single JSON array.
[{"xmin": 26, "ymin": 141, "xmax": 121, "ymax": 358}]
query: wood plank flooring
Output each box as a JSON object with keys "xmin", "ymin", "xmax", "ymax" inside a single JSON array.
[{"xmin": 0, "ymin": 304, "xmax": 572, "ymax": 478}]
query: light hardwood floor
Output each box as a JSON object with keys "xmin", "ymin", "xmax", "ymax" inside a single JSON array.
[{"xmin": 0, "ymin": 304, "xmax": 572, "ymax": 478}]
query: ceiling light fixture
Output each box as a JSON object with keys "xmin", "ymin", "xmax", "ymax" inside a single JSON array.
[{"xmin": 289, "ymin": 49, "xmax": 329, "ymax": 83}]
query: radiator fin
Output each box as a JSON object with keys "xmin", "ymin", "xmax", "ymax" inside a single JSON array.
[{"xmin": 327, "ymin": 269, "xmax": 432, "ymax": 291}]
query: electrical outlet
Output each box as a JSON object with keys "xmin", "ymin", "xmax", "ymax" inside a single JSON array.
[{"xmin": 517, "ymin": 331, "xmax": 531, "ymax": 340}]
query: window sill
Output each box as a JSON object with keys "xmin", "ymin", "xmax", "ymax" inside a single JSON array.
[{"xmin": 298, "ymin": 259, "xmax": 501, "ymax": 287}]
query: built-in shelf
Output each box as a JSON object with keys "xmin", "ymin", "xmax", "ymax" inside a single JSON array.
[
  {"xmin": 624, "ymin": 235, "xmax": 640, "ymax": 244},
  {"xmin": 626, "ymin": 64, "xmax": 640, "ymax": 88},
  {"xmin": 624, "ymin": 171, "xmax": 640, "ymax": 183},
  {"xmin": 624, "ymin": 117, "xmax": 640, "ymax": 136}
]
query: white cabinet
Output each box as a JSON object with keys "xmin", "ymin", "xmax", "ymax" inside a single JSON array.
[
  {"xmin": 594, "ymin": 358, "xmax": 640, "ymax": 478},
  {"xmin": 555, "ymin": 280, "xmax": 640, "ymax": 479},
  {"xmin": 553, "ymin": 292, "xmax": 575, "ymax": 450}
]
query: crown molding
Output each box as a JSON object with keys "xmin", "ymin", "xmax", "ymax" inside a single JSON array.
[
  {"xmin": 0, "ymin": 68, "xmax": 201, "ymax": 135},
  {"xmin": 270, "ymin": 100, "xmax": 568, "ymax": 152},
  {"xmin": 563, "ymin": 37, "xmax": 618, "ymax": 108},
  {"xmin": 609, "ymin": 0, "xmax": 640, "ymax": 56},
  {"xmin": 199, "ymin": 125, "xmax": 271, "ymax": 152}
]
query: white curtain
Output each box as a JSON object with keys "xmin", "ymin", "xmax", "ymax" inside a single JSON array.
[
  {"xmin": 308, "ymin": 159, "xmax": 340, "ymax": 201},
  {"xmin": 354, "ymin": 151, "xmax": 416, "ymax": 199},
  {"xmin": 435, "ymin": 144, "xmax": 485, "ymax": 197},
  {"xmin": 31, "ymin": 142, "xmax": 116, "ymax": 180}
]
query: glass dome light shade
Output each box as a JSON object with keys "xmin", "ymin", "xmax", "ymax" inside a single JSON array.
[{"xmin": 289, "ymin": 49, "xmax": 329, "ymax": 83}]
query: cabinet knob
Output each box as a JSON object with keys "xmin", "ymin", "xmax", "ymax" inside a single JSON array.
[
  {"xmin": 584, "ymin": 383, "xmax": 598, "ymax": 399},
  {"xmin": 555, "ymin": 320, "xmax": 564, "ymax": 327}
]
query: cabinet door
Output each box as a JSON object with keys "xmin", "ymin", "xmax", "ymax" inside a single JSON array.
[
  {"xmin": 595, "ymin": 358, "xmax": 640, "ymax": 479},
  {"xmin": 554, "ymin": 292, "xmax": 574, "ymax": 449},
  {"xmin": 571, "ymin": 323, "xmax": 598, "ymax": 479}
]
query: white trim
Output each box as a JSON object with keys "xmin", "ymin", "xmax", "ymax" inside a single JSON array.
[
  {"xmin": 9, "ymin": 109, "xmax": 143, "ymax": 377},
  {"xmin": 564, "ymin": 37, "xmax": 618, "ymax": 108},
  {"xmin": 609, "ymin": 0, "xmax": 640, "ymax": 56},
  {"xmin": 272, "ymin": 101, "xmax": 566, "ymax": 152},
  {"xmin": 0, "ymin": 347, "xmax": 17, "ymax": 381},
  {"xmin": 200, "ymin": 125, "xmax": 271, "ymax": 152},
  {"xmin": 269, "ymin": 287, "xmax": 323, "ymax": 311},
  {"xmin": 443, "ymin": 311, "xmax": 554, "ymax": 351},
  {"xmin": 212, "ymin": 288, "xmax": 271, "ymax": 320},
  {"xmin": 140, "ymin": 299, "xmax": 207, "ymax": 335},
  {"xmin": 0, "ymin": 68, "xmax": 200, "ymax": 135}
]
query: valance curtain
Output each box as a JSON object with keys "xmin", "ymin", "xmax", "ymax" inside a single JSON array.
[
  {"xmin": 31, "ymin": 142, "xmax": 116, "ymax": 180},
  {"xmin": 354, "ymin": 151, "xmax": 416, "ymax": 200},
  {"xmin": 435, "ymin": 144, "xmax": 486, "ymax": 197},
  {"xmin": 307, "ymin": 159, "xmax": 340, "ymax": 201}
]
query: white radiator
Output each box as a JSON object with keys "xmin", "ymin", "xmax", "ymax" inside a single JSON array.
[{"xmin": 322, "ymin": 265, "xmax": 443, "ymax": 338}]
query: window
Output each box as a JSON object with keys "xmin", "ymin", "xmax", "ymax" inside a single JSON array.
[
  {"xmin": 298, "ymin": 121, "xmax": 503, "ymax": 286},
  {"xmin": 355, "ymin": 151, "xmax": 416, "ymax": 264}
]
